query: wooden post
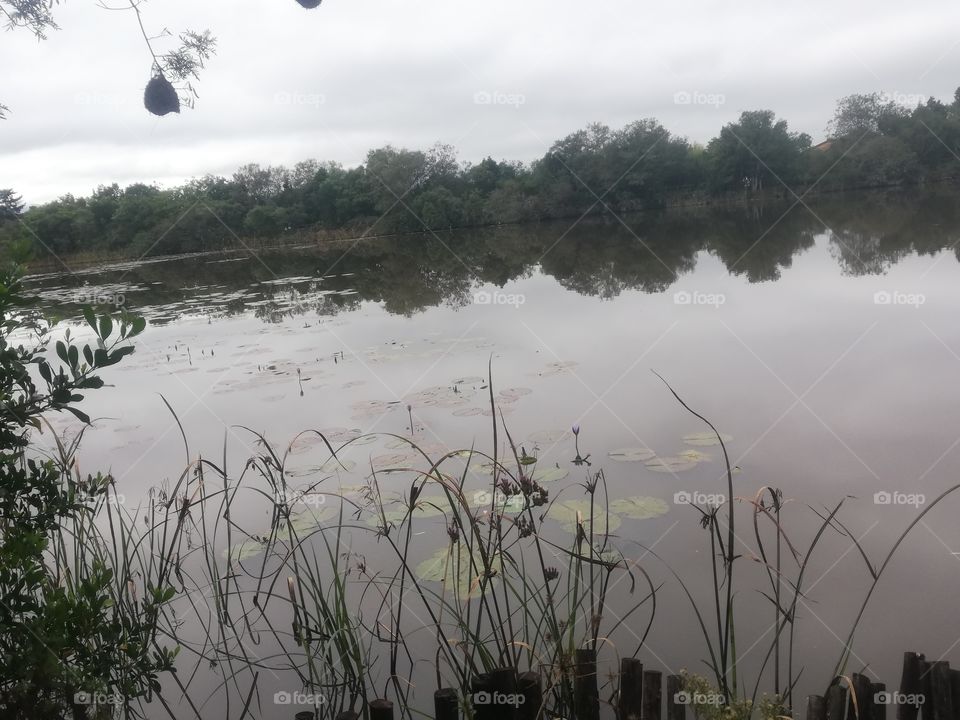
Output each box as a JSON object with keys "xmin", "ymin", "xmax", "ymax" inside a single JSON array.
[
  {"xmin": 492, "ymin": 667, "xmax": 519, "ymax": 720},
  {"xmin": 370, "ymin": 699, "xmax": 394, "ymax": 720},
  {"xmin": 619, "ymin": 658, "xmax": 644, "ymax": 720},
  {"xmin": 575, "ymin": 649, "xmax": 600, "ymax": 720},
  {"xmin": 335, "ymin": 713, "xmax": 359, "ymax": 720},
  {"xmin": 899, "ymin": 652, "xmax": 923, "ymax": 720},
  {"xmin": 642, "ymin": 670, "xmax": 663, "ymax": 720},
  {"xmin": 930, "ymin": 662, "xmax": 953, "ymax": 720},
  {"xmin": 294, "ymin": 712, "xmax": 314, "ymax": 720},
  {"xmin": 870, "ymin": 683, "xmax": 886, "ymax": 720},
  {"xmin": 850, "ymin": 673, "xmax": 874, "ymax": 720},
  {"xmin": 826, "ymin": 681, "xmax": 847, "ymax": 720},
  {"xmin": 807, "ymin": 695, "xmax": 827, "ymax": 720},
  {"xmin": 949, "ymin": 670, "xmax": 960, "ymax": 720},
  {"xmin": 518, "ymin": 671, "xmax": 543, "ymax": 720},
  {"xmin": 472, "ymin": 673, "xmax": 496, "ymax": 720},
  {"xmin": 919, "ymin": 657, "xmax": 933, "ymax": 720},
  {"xmin": 434, "ymin": 688, "xmax": 459, "ymax": 720},
  {"xmin": 667, "ymin": 675, "xmax": 685, "ymax": 720}
]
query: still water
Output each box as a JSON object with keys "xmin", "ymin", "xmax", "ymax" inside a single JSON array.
[{"xmin": 24, "ymin": 189, "xmax": 960, "ymax": 718}]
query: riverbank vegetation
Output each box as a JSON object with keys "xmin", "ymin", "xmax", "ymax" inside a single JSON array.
[{"xmin": 3, "ymin": 88, "xmax": 960, "ymax": 264}]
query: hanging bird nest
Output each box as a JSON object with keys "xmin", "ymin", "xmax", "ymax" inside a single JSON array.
[
  {"xmin": 296, "ymin": 0, "xmax": 322, "ymax": 8},
  {"xmin": 144, "ymin": 72, "xmax": 180, "ymax": 117}
]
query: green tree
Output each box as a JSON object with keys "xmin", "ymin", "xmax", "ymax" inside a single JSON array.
[{"xmin": 707, "ymin": 110, "xmax": 811, "ymax": 192}]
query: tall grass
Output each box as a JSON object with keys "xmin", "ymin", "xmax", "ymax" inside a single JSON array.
[{"xmin": 32, "ymin": 372, "xmax": 960, "ymax": 719}]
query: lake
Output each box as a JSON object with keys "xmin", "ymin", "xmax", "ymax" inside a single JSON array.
[{"xmin": 23, "ymin": 188, "xmax": 960, "ymax": 718}]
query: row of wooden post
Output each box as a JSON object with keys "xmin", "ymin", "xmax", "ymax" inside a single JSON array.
[
  {"xmin": 806, "ymin": 652, "xmax": 960, "ymax": 720},
  {"xmin": 292, "ymin": 650, "xmax": 960, "ymax": 719},
  {"xmin": 293, "ymin": 649, "xmax": 686, "ymax": 719}
]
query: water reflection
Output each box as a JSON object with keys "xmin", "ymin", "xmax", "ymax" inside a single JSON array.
[{"xmin": 24, "ymin": 189, "xmax": 960, "ymax": 322}]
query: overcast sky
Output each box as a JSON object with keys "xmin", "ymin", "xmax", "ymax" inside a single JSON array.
[{"xmin": 2, "ymin": 0, "xmax": 960, "ymax": 204}]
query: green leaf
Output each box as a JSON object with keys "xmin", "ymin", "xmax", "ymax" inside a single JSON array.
[
  {"xmin": 38, "ymin": 360, "xmax": 52, "ymax": 383},
  {"xmin": 67, "ymin": 345, "xmax": 78, "ymax": 368},
  {"xmin": 82, "ymin": 306, "xmax": 97, "ymax": 333},
  {"xmin": 55, "ymin": 341, "xmax": 68, "ymax": 364},
  {"xmin": 99, "ymin": 314, "xmax": 113, "ymax": 341},
  {"xmin": 64, "ymin": 406, "xmax": 91, "ymax": 424},
  {"xmin": 82, "ymin": 345, "xmax": 94, "ymax": 366},
  {"xmin": 109, "ymin": 346, "xmax": 136, "ymax": 363},
  {"xmin": 130, "ymin": 316, "xmax": 147, "ymax": 336}
]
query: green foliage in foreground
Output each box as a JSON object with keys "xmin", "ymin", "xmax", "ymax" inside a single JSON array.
[
  {"xmin": 0, "ymin": 268, "xmax": 174, "ymax": 719},
  {"xmin": 5, "ymin": 87, "xmax": 960, "ymax": 262}
]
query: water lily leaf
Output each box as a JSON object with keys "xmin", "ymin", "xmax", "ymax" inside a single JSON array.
[
  {"xmin": 223, "ymin": 538, "xmax": 267, "ymax": 563},
  {"xmin": 285, "ymin": 505, "xmax": 337, "ymax": 533},
  {"xmin": 499, "ymin": 387, "xmax": 532, "ymax": 399},
  {"xmin": 526, "ymin": 430, "xmax": 572, "ymax": 445},
  {"xmin": 682, "ymin": 432, "xmax": 733, "ymax": 447},
  {"xmin": 548, "ymin": 500, "xmax": 621, "ymax": 534},
  {"xmin": 677, "ymin": 449, "xmax": 711, "ymax": 463},
  {"xmin": 608, "ymin": 447, "xmax": 656, "ymax": 462},
  {"xmin": 609, "ymin": 496, "xmax": 670, "ymax": 519},
  {"xmin": 416, "ymin": 544, "xmax": 501, "ymax": 598},
  {"xmin": 531, "ymin": 466, "xmax": 569, "ymax": 483},
  {"xmin": 452, "ymin": 407, "xmax": 484, "ymax": 417},
  {"xmin": 318, "ymin": 458, "xmax": 357, "ymax": 473},
  {"xmin": 469, "ymin": 491, "xmax": 528, "ymax": 514},
  {"xmin": 366, "ymin": 496, "xmax": 447, "ymax": 526},
  {"xmin": 371, "ymin": 453, "xmax": 416, "ymax": 469},
  {"xmin": 645, "ymin": 456, "xmax": 697, "ymax": 473},
  {"xmin": 453, "ymin": 376, "xmax": 484, "ymax": 384}
]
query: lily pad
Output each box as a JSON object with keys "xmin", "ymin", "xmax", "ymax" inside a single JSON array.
[
  {"xmin": 678, "ymin": 449, "xmax": 711, "ymax": 463},
  {"xmin": 682, "ymin": 432, "xmax": 733, "ymax": 447},
  {"xmin": 609, "ymin": 496, "xmax": 670, "ymax": 519},
  {"xmin": 366, "ymin": 496, "xmax": 447, "ymax": 526},
  {"xmin": 452, "ymin": 407, "xmax": 484, "ymax": 417},
  {"xmin": 531, "ymin": 466, "xmax": 569, "ymax": 483},
  {"xmin": 371, "ymin": 453, "xmax": 416, "ymax": 469},
  {"xmin": 416, "ymin": 544, "xmax": 502, "ymax": 598},
  {"xmin": 645, "ymin": 456, "xmax": 697, "ymax": 473},
  {"xmin": 469, "ymin": 491, "xmax": 528, "ymax": 514},
  {"xmin": 548, "ymin": 500, "xmax": 622, "ymax": 534},
  {"xmin": 318, "ymin": 458, "xmax": 357, "ymax": 473},
  {"xmin": 285, "ymin": 505, "xmax": 338, "ymax": 533},
  {"xmin": 608, "ymin": 447, "xmax": 656, "ymax": 462},
  {"xmin": 526, "ymin": 430, "xmax": 572, "ymax": 446},
  {"xmin": 223, "ymin": 537, "xmax": 268, "ymax": 563},
  {"xmin": 499, "ymin": 387, "xmax": 532, "ymax": 399}
]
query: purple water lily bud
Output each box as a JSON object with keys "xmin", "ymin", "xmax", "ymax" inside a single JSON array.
[{"xmin": 572, "ymin": 424, "xmax": 580, "ymax": 436}]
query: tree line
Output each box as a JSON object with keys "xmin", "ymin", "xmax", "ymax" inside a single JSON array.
[{"xmin": 3, "ymin": 88, "xmax": 960, "ymax": 261}]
